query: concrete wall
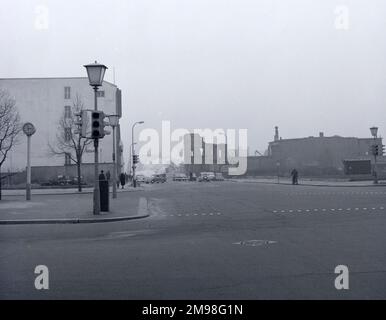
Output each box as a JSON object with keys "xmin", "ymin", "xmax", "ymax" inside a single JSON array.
[{"xmin": 267, "ymin": 136, "xmax": 383, "ymax": 175}]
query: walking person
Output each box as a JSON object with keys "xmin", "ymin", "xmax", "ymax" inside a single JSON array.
[
  {"xmin": 99, "ymin": 170, "xmax": 106, "ymax": 181},
  {"xmin": 120, "ymin": 172, "xmax": 126, "ymax": 189},
  {"xmin": 290, "ymin": 168, "xmax": 299, "ymax": 185},
  {"xmin": 106, "ymin": 170, "xmax": 111, "ymax": 185}
]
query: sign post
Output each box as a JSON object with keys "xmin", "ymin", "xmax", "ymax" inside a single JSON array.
[{"xmin": 23, "ymin": 122, "xmax": 36, "ymax": 201}]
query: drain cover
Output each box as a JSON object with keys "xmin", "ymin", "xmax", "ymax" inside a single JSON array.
[{"xmin": 233, "ymin": 240, "xmax": 277, "ymax": 246}]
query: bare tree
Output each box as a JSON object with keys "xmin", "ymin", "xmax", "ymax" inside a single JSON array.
[
  {"xmin": 48, "ymin": 94, "xmax": 92, "ymax": 192},
  {"xmin": 0, "ymin": 89, "xmax": 22, "ymax": 200}
]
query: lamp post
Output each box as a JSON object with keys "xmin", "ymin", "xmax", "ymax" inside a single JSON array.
[
  {"xmin": 84, "ymin": 61, "xmax": 108, "ymax": 215},
  {"xmin": 108, "ymin": 114, "xmax": 119, "ymax": 199},
  {"xmin": 132, "ymin": 121, "xmax": 144, "ymax": 187},
  {"xmin": 370, "ymin": 126, "xmax": 379, "ymax": 184}
]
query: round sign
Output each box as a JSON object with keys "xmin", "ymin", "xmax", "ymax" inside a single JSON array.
[{"xmin": 23, "ymin": 122, "xmax": 36, "ymax": 136}]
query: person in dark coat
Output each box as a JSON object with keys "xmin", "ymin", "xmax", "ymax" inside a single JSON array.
[
  {"xmin": 290, "ymin": 168, "xmax": 298, "ymax": 185},
  {"xmin": 99, "ymin": 170, "xmax": 106, "ymax": 181},
  {"xmin": 119, "ymin": 173, "xmax": 126, "ymax": 189},
  {"xmin": 106, "ymin": 170, "xmax": 111, "ymax": 182}
]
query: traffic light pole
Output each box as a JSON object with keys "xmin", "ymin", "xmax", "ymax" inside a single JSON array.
[
  {"xmin": 93, "ymin": 87, "xmax": 101, "ymax": 215},
  {"xmin": 374, "ymin": 147, "xmax": 378, "ymax": 185},
  {"xmin": 132, "ymin": 123, "xmax": 136, "ymax": 188}
]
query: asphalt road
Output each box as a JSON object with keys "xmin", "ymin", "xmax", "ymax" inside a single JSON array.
[{"xmin": 1, "ymin": 181, "xmax": 386, "ymax": 299}]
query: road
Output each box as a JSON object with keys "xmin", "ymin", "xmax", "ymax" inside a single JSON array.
[{"xmin": 1, "ymin": 181, "xmax": 386, "ymax": 299}]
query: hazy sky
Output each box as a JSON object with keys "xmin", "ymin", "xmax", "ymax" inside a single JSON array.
[{"xmin": 1, "ymin": 0, "xmax": 386, "ymax": 154}]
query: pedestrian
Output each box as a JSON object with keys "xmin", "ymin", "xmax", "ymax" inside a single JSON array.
[
  {"xmin": 290, "ymin": 168, "xmax": 298, "ymax": 185},
  {"xmin": 99, "ymin": 170, "xmax": 106, "ymax": 181},
  {"xmin": 120, "ymin": 172, "xmax": 126, "ymax": 189},
  {"xmin": 106, "ymin": 170, "xmax": 111, "ymax": 184}
]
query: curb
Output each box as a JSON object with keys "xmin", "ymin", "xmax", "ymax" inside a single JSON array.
[
  {"xmin": 229, "ymin": 180, "xmax": 386, "ymax": 188},
  {"xmin": 1, "ymin": 187, "xmax": 145, "ymax": 197},
  {"xmin": 0, "ymin": 213, "xmax": 149, "ymax": 225}
]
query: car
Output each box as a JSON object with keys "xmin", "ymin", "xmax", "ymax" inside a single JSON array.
[
  {"xmin": 214, "ymin": 173, "xmax": 225, "ymax": 181},
  {"xmin": 155, "ymin": 174, "xmax": 167, "ymax": 183},
  {"xmin": 173, "ymin": 173, "xmax": 188, "ymax": 181},
  {"xmin": 136, "ymin": 175, "xmax": 146, "ymax": 183},
  {"xmin": 144, "ymin": 174, "xmax": 167, "ymax": 184},
  {"xmin": 198, "ymin": 172, "xmax": 215, "ymax": 182}
]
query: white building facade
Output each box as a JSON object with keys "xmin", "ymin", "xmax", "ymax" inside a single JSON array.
[{"xmin": 0, "ymin": 77, "xmax": 123, "ymax": 176}]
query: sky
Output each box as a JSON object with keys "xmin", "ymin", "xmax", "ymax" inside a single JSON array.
[{"xmin": 1, "ymin": 0, "xmax": 386, "ymax": 154}]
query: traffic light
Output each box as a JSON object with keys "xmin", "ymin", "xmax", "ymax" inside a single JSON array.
[
  {"xmin": 73, "ymin": 110, "xmax": 87, "ymax": 137},
  {"xmin": 133, "ymin": 154, "xmax": 139, "ymax": 164},
  {"xmin": 375, "ymin": 145, "xmax": 379, "ymax": 156},
  {"xmin": 90, "ymin": 111, "xmax": 110, "ymax": 139},
  {"xmin": 91, "ymin": 111, "xmax": 102, "ymax": 138},
  {"xmin": 381, "ymin": 145, "xmax": 385, "ymax": 156}
]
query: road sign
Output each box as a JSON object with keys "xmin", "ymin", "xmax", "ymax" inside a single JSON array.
[{"xmin": 22, "ymin": 122, "xmax": 36, "ymax": 136}]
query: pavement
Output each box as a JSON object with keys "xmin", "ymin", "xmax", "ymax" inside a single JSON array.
[
  {"xmin": 1, "ymin": 180, "xmax": 386, "ymax": 299},
  {"xmin": 1, "ymin": 185, "xmax": 145, "ymax": 196},
  {"xmin": 230, "ymin": 177, "xmax": 386, "ymax": 187},
  {"xmin": 0, "ymin": 191, "xmax": 149, "ymax": 224}
]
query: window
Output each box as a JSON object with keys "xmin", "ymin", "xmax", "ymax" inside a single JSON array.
[
  {"xmin": 64, "ymin": 105, "xmax": 71, "ymax": 118},
  {"xmin": 97, "ymin": 90, "xmax": 105, "ymax": 98},
  {"xmin": 64, "ymin": 86, "xmax": 71, "ymax": 99},
  {"xmin": 64, "ymin": 128, "xmax": 71, "ymax": 142}
]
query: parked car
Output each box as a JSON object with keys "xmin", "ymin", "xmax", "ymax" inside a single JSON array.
[
  {"xmin": 173, "ymin": 173, "xmax": 188, "ymax": 181},
  {"xmin": 136, "ymin": 175, "xmax": 146, "ymax": 183},
  {"xmin": 156, "ymin": 174, "xmax": 167, "ymax": 183},
  {"xmin": 198, "ymin": 172, "xmax": 215, "ymax": 182},
  {"xmin": 214, "ymin": 173, "xmax": 225, "ymax": 181}
]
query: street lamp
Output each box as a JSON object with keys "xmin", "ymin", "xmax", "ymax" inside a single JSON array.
[
  {"xmin": 84, "ymin": 61, "xmax": 108, "ymax": 215},
  {"xmin": 108, "ymin": 114, "xmax": 119, "ymax": 199},
  {"xmin": 370, "ymin": 126, "xmax": 379, "ymax": 184},
  {"xmin": 132, "ymin": 121, "xmax": 144, "ymax": 188}
]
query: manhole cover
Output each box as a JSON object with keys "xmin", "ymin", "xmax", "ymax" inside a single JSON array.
[{"xmin": 233, "ymin": 240, "xmax": 277, "ymax": 246}]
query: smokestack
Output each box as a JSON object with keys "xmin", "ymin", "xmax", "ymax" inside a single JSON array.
[{"xmin": 274, "ymin": 126, "xmax": 279, "ymax": 141}]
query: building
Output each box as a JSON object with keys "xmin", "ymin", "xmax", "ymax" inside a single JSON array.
[
  {"xmin": 245, "ymin": 127, "xmax": 384, "ymax": 177},
  {"xmin": 0, "ymin": 77, "xmax": 123, "ymax": 182},
  {"xmin": 183, "ymin": 133, "xmax": 228, "ymax": 175}
]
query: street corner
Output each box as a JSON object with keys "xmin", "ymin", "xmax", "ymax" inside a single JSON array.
[{"xmin": 0, "ymin": 195, "xmax": 151, "ymax": 225}]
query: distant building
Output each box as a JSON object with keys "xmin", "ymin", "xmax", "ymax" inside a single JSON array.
[
  {"xmin": 183, "ymin": 133, "xmax": 228, "ymax": 175},
  {"xmin": 0, "ymin": 77, "xmax": 123, "ymax": 181},
  {"xmin": 246, "ymin": 127, "xmax": 384, "ymax": 177}
]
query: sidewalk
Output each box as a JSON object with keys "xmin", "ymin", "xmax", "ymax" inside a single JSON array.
[
  {"xmin": 229, "ymin": 177, "xmax": 386, "ymax": 187},
  {"xmin": 0, "ymin": 193, "xmax": 149, "ymax": 225},
  {"xmin": 1, "ymin": 185, "xmax": 146, "ymax": 197}
]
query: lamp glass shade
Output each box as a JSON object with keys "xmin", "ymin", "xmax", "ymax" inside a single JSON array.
[
  {"xmin": 370, "ymin": 127, "xmax": 378, "ymax": 137},
  {"xmin": 108, "ymin": 115, "xmax": 119, "ymax": 127},
  {"xmin": 84, "ymin": 61, "xmax": 107, "ymax": 87}
]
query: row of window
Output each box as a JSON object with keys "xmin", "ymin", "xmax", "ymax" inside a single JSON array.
[{"xmin": 64, "ymin": 87, "xmax": 105, "ymax": 99}]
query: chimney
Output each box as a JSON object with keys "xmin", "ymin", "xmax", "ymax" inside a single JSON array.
[{"xmin": 274, "ymin": 126, "xmax": 279, "ymax": 141}]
